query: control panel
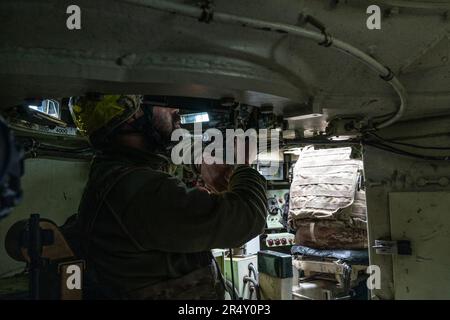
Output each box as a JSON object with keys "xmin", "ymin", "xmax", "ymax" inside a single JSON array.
[
  {"xmin": 266, "ymin": 213, "xmax": 284, "ymax": 230},
  {"xmin": 265, "ymin": 232, "xmax": 295, "ymax": 248}
]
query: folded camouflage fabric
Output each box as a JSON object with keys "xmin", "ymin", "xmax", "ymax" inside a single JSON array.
[
  {"xmin": 293, "ymin": 219, "xmax": 368, "ymax": 249},
  {"xmin": 288, "ymin": 146, "xmax": 368, "ymax": 249}
]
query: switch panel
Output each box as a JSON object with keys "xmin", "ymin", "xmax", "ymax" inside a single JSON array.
[{"xmin": 265, "ymin": 233, "xmax": 295, "ymax": 248}]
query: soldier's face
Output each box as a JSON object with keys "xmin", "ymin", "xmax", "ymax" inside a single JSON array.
[{"xmin": 152, "ymin": 107, "xmax": 181, "ymax": 140}]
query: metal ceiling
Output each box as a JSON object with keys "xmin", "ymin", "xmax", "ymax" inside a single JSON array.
[{"xmin": 0, "ymin": 0, "xmax": 449, "ymax": 132}]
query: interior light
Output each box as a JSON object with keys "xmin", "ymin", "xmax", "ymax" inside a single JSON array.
[
  {"xmin": 284, "ymin": 113, "xmax": 323, "ymax": 121},
  {"xmin": 328, "ymin": 135, "xmax": 353, "ymax": 141},
  {"xmin": 181, "ymin": 112, "xmax": 210, "ymax": 124}
]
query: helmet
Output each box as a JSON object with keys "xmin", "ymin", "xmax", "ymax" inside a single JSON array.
[{"xmin": 69, "ymin": 94, "xmax": 142, "ymax": 146}]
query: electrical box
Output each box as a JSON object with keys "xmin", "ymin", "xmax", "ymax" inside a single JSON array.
[
  {"xmin": 258, "ymin": 250, "xmax": 293, "ymax": 279},
  {"xmin": 257, "ymin": 250, "xmax": 293, "ymax": 300},
  {"xmin": 222, "ymin": 255, "xmax": 258, "ymax": 297}
]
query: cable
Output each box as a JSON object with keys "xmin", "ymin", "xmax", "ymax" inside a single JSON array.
[
  {"xmin": 123, "ymin": 0, "xmax": 408, "ymax": 130},
  {"xmin": 283, "ymin": 138, "xmax": 362, "ymax": 147},
  {"xmin": 367, "ymin": 132, "xmax": 450, "ymax": 150},
  {"xmin": 248, "ymin": 262, "xmax": 258, "ymax": 280},
  {"xmin": 245, "ymin": 263, "xmax": 261, "ymax": 300},
  {"xmin": 211, "ymin": 255, "xmax": 228, "ymax": 297},
  {"xmin": 38, "ymin": 143, "xmax": 91, "ymax": 153},
  {"xmin": 242, "ymin": 276, "xmax": 260, "ymax": 300},
  {"xmin": 224, "ymin": 279, "xmax": 240, "ymax": 299},
  {"xmin": 0, "ymin": 266, "xmax": 26, "ymax": 279},
  {"xmin": 228, "ymin": 248, "xmax": 237, "ymax": 300},
  {"xmin": 376, "ymin": 0, "xmax": 450, "ymax": 10},
  {"xmin": 365, "ymin": 141, "xmax": 450, "ymax": 161},
  {"xmin": 370, "ymin": 111, "xmax": 397, "ymax": 121}
]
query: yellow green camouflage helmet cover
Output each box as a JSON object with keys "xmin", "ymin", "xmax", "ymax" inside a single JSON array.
[{"xmin": 69, "ymin": 94, "xmax": 142, "ymax": 146}]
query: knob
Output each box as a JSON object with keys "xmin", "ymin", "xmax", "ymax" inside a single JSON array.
[
  {"xmin": 274, "ymin": 239, "xmax": 280, "ymax": 246},
  {"xmin": 267, "ymin": 239, "xmax": 274, "ymax": 246},
  {"xmin": 281, "ymin": 238, "xmax": 287, "ymax": 245}
]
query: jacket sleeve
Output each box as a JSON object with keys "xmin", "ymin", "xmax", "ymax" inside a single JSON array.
[{"xmin": 118, "ymin": 165, "xmax": 267, "ymax": 253}]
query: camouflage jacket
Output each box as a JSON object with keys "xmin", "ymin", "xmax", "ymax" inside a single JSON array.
[{"xmin": 77, "ymin": 145, "xmax": 267, "ymax": 299}]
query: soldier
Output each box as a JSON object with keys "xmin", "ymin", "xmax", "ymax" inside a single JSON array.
[{"xmin": 69, "ymin": 94, "xmax": 267, "ymax": 299}]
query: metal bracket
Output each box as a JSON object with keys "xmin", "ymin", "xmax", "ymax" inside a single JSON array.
[{"xmin": 373, "ymin": 239, "xmax": 412, "ymax": 255}]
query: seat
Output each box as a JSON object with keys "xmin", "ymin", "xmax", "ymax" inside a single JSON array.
[
  {"xmin": 291, "ymin": 245, "xmax": 369, "ymax": 265},
  {"xmin": 5, "ymin": 213, "xmax": 84, "ymax": 300},
  {"xmin": 291, "ymin": 245, "xmax": 369, "ymax": 300}
]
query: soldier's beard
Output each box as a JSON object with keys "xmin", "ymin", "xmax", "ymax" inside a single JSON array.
[
  {"xmin": 144, "ymin": 123, "xmax": 178, "ymax": 153},
  {"xmin": 152, "ymin": 116, "xmax": 181, "ymax": 148}
]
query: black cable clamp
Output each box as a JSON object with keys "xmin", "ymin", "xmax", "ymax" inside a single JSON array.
[
  {"xmin": 303, "ymin": 15, "xmax": 333, "ymax": 47},
  {"xmin": 318, "ymin": 32, "xmax": 333, "ymax": 47},
  {"xmin": 198, "ymin": 0, "xmax": 214, "ymax": 23},
  {"xmin": 380, "ymin": 66, "xmax": 395, "ymax": 81}
]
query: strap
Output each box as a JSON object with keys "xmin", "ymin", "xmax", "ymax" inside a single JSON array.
[
  {"xmin": 292, "ymin": 176, "xmax": 356, "ymax": 185},
  {"xmin": 303, "ymin": 198, "xmax": 353, "ymax": 210},
  {"xmin": 290, "ymin": 188, "xmax": 356, "ymax": 198},
  {"xmin": 296, "ymin": 160, "xmax": 361, "ymax": 169},
  {"xmin": 309, "ymin": 222, "xmax": 317, "ymax": 243},
  {"xmin": 299, "ymin": 147, "xmax": 352, "ymax": 158}
]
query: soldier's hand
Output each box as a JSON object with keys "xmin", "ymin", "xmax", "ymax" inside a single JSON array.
[
  {"xmin": 200, "ymin": 138, "xmax": 254, "ymax": 193},
  {"xmin": 200, "ymin": 161, "xmax": 233, "ymax": 193}
]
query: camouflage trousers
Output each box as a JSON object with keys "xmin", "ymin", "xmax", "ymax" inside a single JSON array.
[{"xmin": 124, "ymin": 263, "xmax": 225, "ymax": 300}]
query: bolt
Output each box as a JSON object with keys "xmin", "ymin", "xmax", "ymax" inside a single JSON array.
[
  {"xmin": 116, "ymin": 53, "xmax": 137, "ymax": 67},
  {"xmin": 383, "ymin": 7, "xmax": 400, "ymax": 18},
  {"xmin": 368, "ymin": 45, "xmax": 378, "ymax": 57},
  {"xmin": 416, "ymin": 177, "xmax": 427, "ymax": 187},
  {"xmin": 439, "ymin": 177, "xmax": 449, "ymax": 186}
]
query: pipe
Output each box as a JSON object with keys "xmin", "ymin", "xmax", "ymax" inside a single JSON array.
[
  {"xmin": 123, "ymin": 0, "xmax": 407, "ymax": 129},
  {"xmin": 377, "ymin": 0, "xmax": 450, "ymax": 10},
  {"xmin": 243, "ymin": 275, "xmax": 259, "ymax": 287},
  {"xmin": 243, "ymin": 276, "xmax": 261, "ymax": 300},
  {"xmin": 248, "ymin": 263, "xmax": 258, "ymax": 280},
  {"xmin": 28, "ymin": 213, "xmax": 42, "ymax": 300}
]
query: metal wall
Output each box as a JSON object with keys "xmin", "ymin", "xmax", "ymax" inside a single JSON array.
[
  {"xmin": 363, "ymin": 116, "xmax": 450, "ymax": 299},
  {"xmin": 0, "ymin": 159, "xmax": 90, "ymax": 276}
]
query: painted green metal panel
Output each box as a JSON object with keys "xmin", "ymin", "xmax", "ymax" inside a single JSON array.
[{"xmin": 389, "ymin": 192, "xmax": 450, "ymax": 299}]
